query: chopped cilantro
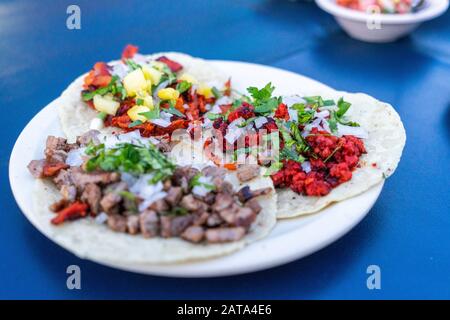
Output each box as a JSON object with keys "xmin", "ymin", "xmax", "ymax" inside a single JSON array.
[
  {"xmin": 176, "ymin": 80, "xmax": 191, "ymax": 94},
  {"xmin": 128, "ymin": 120, "xmax": 143, "ymax": 128},
  {"xmin": 82, "ymin": 75, "xmax": 127, "ymax": 101},
  {"xmin": 85, "ymin": 142, "xmax": 175, "ymax": 183},
  {"xmin": 125, "ymin": 59, "xmax": 141, "ymax": 71},
  {"xmin": 163, "ymin": 206, "xmax": 188, "ymax": 216},
  {"xmin": 165, "ymin": 105, "xmax": 185, "ymax": 118},
  {"xmin": 189, "ymin": 173, "xmax": 216, "ymax": 190},
  {"xmin": 264, "ymin": 161, "xmax": 283, "ymax": 176}
]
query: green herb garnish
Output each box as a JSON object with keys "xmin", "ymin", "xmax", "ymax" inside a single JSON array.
[
  {"xmin": 189, "ymin": 173, "xmax": 216, "ymax": 191},
  {"xmin": 176, "ymin": 80, "xmax": 191, "ymax": 94},
  {"xmin": 85, "ymin": 142, "xmax": 175, "ymax": 184}
]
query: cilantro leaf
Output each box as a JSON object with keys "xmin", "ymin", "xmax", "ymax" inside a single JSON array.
[
  {"xmin": 247, "ymin": 83, "xmax": 275, "ymax": 102},
  {"xmin": 176, "ymin": 80, "xmax": 191, "ymax": 94},
  {"xmin": 128, "ymin": 120, "xmax": 143, "ymax": 128}
]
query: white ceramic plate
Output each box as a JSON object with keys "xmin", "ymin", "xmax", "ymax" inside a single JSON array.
[{"xmin": 9, "ymin": 61, "xmax": 384, "ymax": 277}]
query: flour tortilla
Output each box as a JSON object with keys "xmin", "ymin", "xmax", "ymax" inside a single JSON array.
[
  {"xmin": 276, "ymin": 91, "xmax": 406, "ymax": 218},
  {"xmin": 32, "ymin": 171, "xmax": 276, "ymax": 265},
  {"xmin": 58, "ymin": 52, "xmax": 228, "ymax": 142}
]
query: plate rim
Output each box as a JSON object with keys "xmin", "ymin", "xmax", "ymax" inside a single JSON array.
[{"xmin": 9, "ymin": 60, "xmax": 384, "ymax": 277}]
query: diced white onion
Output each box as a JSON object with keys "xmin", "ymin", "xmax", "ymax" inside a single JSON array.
[
  {"xmin": 192, "ymin": 185, "xmax": 208, "ymax": 197},
  {"xmin": 110, "ymin": 62, "xmax": 129, "ymax": 80},
  {"xmin": 225, "ymin": 128, "xmax": 244, "ymax": 144},
  {"xmin": 95, "ymin": 212, "xmax": 108, "ymax": 224},
  {"xmin": 202, "ymin": 118, "xmax": 213, "ymax": 129},
  {"xmin": 121, "ymin": 172, "xmax": 138, "ymax": 187},
  {"xmin": 282, "ymin": 95, "xmax": 305, "ymax": 108},
  {"xmin": 228, "ymin": 117, "xmax": 245, "ymax": 129},
  {"xmin": 209, "ymin": 104, "xmax": 222, "ymax": 114},
  {"xmin": 65, "ymin": 148, "xmax": 86, "ymax": 166},
  {"xmin": 132, "ymin": 53, "xmax": 147, "ymax": 64},
  {"xmin": 150, "ymin": 118, "xmax": 171, "ymax": 127},
  {"xmin": 254, "ymin": 116, "xmax": 268, "ymax": 129},
  {"xmin": 301, "ymin": 161, "xmax": 311, "ymax": 173},
  {"xmin": 336, "ymin": 123, "xmax": 369, "ymax": 139},
  {"xmin": 129, "ymin": 176, "xmax": 167, "ymax": 212},
  {"xmin": 89, "ymin": 118, "xmax": 104, "ymax": 130},
  {"xmin": 288, "ymin": 107, "xmax": 298, "ymax": 122},
  {"xmin": 215, "ymin": 96, "xmax": 233, "ymax": 106},
  {"xmin": 315, "ymin": 110, "xmax": 330, "ymax": 119}
]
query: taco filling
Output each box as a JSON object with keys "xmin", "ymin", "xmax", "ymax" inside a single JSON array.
[
  {"xmin": 27, "ymin": 130, "xmax": 273, "ymax": 244},
  {"xmin": 80, "ymin": 44, "xmax": 231, "ymax": 138},
  {"xmin": 198, "ymin": 83, "xmax": 369, "ymax": 197}
]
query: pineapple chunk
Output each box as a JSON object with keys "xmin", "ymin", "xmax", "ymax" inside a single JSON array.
[
  {"xmin": 142, "ymin": 66, "xmax": 163, "ymax": 85},
  {"xmin": 197, "ymin": 83, "xmax": 213, "ymax": 98},
  {"xmin": 93, "ymin": 94, "xmax": 120, "ymax": 115},
  {"xmin": 178, "ymin": 73, "xmax": 198, "ymax": 84},
  {"xmin": 127, "ymin": 105, "xmax": 150, "ymax": 122},
  {"xmin": 158, "ymin": 88, "xmax": 180, "ymax": 101},
  {"xmin": 123, "ymin": 69, "xmax": 147, "ymax": 97}
]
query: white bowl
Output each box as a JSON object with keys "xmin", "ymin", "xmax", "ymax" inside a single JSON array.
[{"xmin": 315, "ymin": 0, "xmax": 449, "ymax": 43}]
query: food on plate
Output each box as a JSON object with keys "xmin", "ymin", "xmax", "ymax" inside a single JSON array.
[
  {"xmin": 336, "ymin": 0, "xmax": 417, "ymax": 14},
  {"xmin": 58, "ymin": 44, "xmax": 231, "ymax": 142},
  {"xmin": 196, "ymin": 83, "xmax": 406, "ymax": 218},
  {"xmin": 27, "ymin": 130, "xmax": 276, "ymax": 264}
]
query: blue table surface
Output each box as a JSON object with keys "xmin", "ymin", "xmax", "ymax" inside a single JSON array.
[{"xmin": 1, "ymin": 0, "xmax": 449, "ymax": 299}]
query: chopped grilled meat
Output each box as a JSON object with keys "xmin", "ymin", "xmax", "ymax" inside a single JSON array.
[
  {"xmin": 244, "ymin": 198, "xmax": 262, "ymax": 215},
  {"xmin": 107, "ymin": 214, "xmax": 127, "ymax": 232},
  {"xmin": 201, "ymin": 166, "xmax": 226, "ymax": 178},
  {"xmin": 219, "ymin": 203, "xmax": 240, "ymax": 224},
  {"xmin": 53, "ymin": 168, "xmax": 74, "ymax": 189},
  {"xmin": 236, "ymin": 164, "xmax": 260, "ymax": 182},
  {"xmin": 77, "ymin": 130, "xmax": 100, "ymax": 146},
  {"xmin": 193, "ymin": 211, "xmax": 209, "ymax": 226},
  {"xmin": 234, "ymin": 207, "xmax": 257, "ymax": 228},
  {"xmin": 164, "ymin": 186, "xmax": 183, "ymax": 206},
  {"xmin": 126, "ymin": 215, "xmax": 140, "ymax": 235},
  {"xmin": 216, "ymin": 181, "xmax": 234, "ymax": 194},
  {"xmin": 173, "ymin": 166, "xmax": 200, "ymax": 185},
  {"xmin": 139, "ymin": 210, "xmax": 159, "ymax": 238},
  {"xmin": 80, "ymin": 183, "xmax": 101, "ymax": 214},
  {"xmin": 149, "ymin": 199, "xmax": 169, "ymax": 212},
  {"xmin": 71, "ymin": 168, "xmax": 120, "ymax": 188},
  {"xmin": 163, "ymin": 179, "xmax": 172, "ymax": 191},
  {"xmin": 161, "ymin": 215, "xmax": 195, "ymax": 237},
  {"xmin": 203, "ymin": 192, "xmax": 216, "ymax": 205},
  {"xmin": 205, "ymin": 227, "xmax": 246, "ymax": 243},
  {"xmin": 180, "ymin": 194, "xmax": 202, "ymax": 211},
  {"xmin": 202, "ymin": 166, "xmax": 227, "ymax": 187},
  {"xmin": 61, "ymin": 184, "xmax": 77, "ymax": 202},
  {"xmin": 45, "ymin": 136, "xmax": 69, "ymax": 163},
  {"xmin": 100, "ymin": 192, "xmax": 121, "ymax": 214},
  {"xmin": 181, "ymin": 226, "xmax": 205, "ymax": 243},
  {"xmin": 27, "ymin": 160, "xmax": 46, "ymax": 178},
  {"xmin": 212, "ymin": 193, "xmax": 234, "ymax": 212},
  {"xmin": 236, "ymin": 186, "xmax": 272, "ymax": 203},
  {"xmin": 206, "ymin": 213, "xmax": 223, "ymax": 227}
]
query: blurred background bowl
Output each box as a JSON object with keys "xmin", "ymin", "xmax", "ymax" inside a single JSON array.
[{"xmin": 315, "ymin": 0, "xmax": 449, "ymax": 42}]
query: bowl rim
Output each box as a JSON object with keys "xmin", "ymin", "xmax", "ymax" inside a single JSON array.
[{"xmin": 315, "ymin": 0, "xmax": 449, "ymax": 24}]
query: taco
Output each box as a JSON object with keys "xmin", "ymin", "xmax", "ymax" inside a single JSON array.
[
  {"xmin": 193, "ymin": 83, "xmax": 406, "ymax": 218},
  {"xmin": 57, "ymin": 44, "xmax": 231, "ymax": 142},
  {"xmin": 27, "ymin": 130, "xmax": 276, "ymax": 264}
]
